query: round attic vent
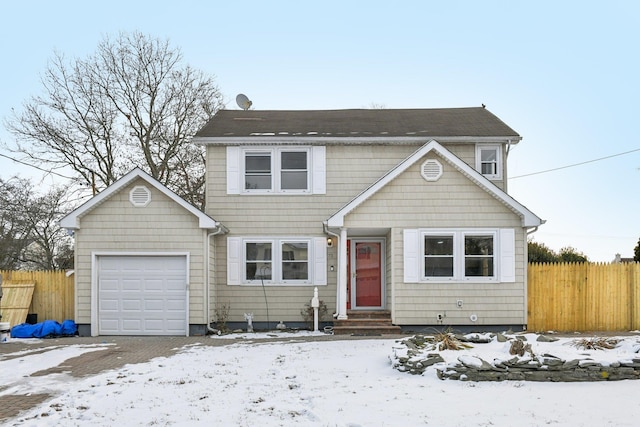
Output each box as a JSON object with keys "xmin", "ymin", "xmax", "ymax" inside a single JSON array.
[
  {"xmin": 421, "ymin": 159, "xmax": 443, "ymax": 181},
  {"xmin": 130, "ymin": 185, "xmax": 151, "ymax": 207}
]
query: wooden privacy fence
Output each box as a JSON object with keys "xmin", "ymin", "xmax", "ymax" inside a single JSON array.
[
  {"xmin": 528, "ymin": 262, "xmax": 640, "ymax": 332},
  {"xmin": 0, "ymin": 270, "xmax": 74, "ymax": 324},
  {"xmin": 1, "ymin": 264, "xmax": 639, "ymax": 331}
]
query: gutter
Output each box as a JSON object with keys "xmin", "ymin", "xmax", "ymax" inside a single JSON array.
[
  {"xmin": 205, "ymin": 222, "xmax": 228, "ymax": 334},
  {"xmin": 323, "ymin": 222, "xmax": 341, "ymax": 318}
]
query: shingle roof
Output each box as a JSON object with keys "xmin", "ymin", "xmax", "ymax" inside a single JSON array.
[{"xmin": 195, "ymin": 107, "xmax": 520, "ymax": 139}]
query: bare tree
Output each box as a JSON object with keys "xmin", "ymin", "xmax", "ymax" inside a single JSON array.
[
  {"xmin": 4, "ymin": 31, "xmax": 224, "ymax": 208},
  {"xmin": 0, "ymin": 177, "xmax": 73, "ymax": 270},
  {"xmin": 20, "ymin": 186, "xmax": 74, "ymax": 270},
  {"xmin": 0, "ymin": 177, "xmax": 32, "ymax": 269}
]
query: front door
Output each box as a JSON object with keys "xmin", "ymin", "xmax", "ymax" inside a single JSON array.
[{"xmin": 348, "ymin": 240, "xmax": 384, "ymax": 309}]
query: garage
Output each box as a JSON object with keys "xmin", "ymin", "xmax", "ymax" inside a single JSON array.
[{"xmin": 97, "ymin": 255, "xmax": 188, "ymax": 336}]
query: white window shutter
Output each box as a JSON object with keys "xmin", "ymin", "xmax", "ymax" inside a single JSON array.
[
  {"xmin": 499, "ymin": 229, "xmax": 516, "ymax": 283},
  {"xmin": 227, "ymin": 237, "xmax": 242, "ymax": 285},
  {"xmin": 311, "ymin": 146, "xmax": 326, "ymax": 194},
  {"xmin": 313, "ymin": 237, "xmax": 327, "ymax": 285},
  {"xmin": 403, "ymin": 229, "xmax": 420, "ymax": 283},
  {"xmin": 226, "ymin": 147, "xmax": 241, "ymax": 194}
]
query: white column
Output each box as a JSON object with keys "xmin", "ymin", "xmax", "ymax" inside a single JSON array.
[{"xmin": 337, "ymin": 228, "xmax": 348, "ymax": 320}]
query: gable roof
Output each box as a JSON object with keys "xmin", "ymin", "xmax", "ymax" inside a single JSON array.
[
  {"xmin": 326, "ymin": 140, "xmax": 544, "ymax": 228},
  {"xmin": 60, "ymin": 168, "xmax": 222, "ymax": 230},
  {"xmin": 194, "ymin": 107, "xmax": 521, "ymax": 143}
]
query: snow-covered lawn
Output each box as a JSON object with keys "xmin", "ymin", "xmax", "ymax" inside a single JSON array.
[{"xmin": 2, "ymin": 332, "xmax": 640, "ymax": 426}]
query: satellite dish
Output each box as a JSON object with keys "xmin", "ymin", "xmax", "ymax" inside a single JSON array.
[{"xmin": 236, "ymin": 94, "xmax": 252, "ymax": 110}]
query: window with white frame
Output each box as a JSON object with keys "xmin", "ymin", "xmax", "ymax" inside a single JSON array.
[
  {"xmin": 227, "ymin": 146, "xmax": 326, "ymax": 195},
  {"xmin": 403, "ymin": 229, "xmax": 515, "ymax": 283},
  {"xmin": 227, "ymin": 236, "xmax": 327, "ymax": 286},
  {"xmin": 476, "ymin": 144, "xmax": 502, "ymax": 180}
]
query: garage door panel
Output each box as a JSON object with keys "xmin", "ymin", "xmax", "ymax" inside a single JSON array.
[
  {"xmin": 122, "ymin": 319, "xmax": 143, "ymax": 332},
  {"xmin": 122, "ymin": 299, "xmax": 142, "ymax": 311},
  {"xmin": 100, "ymin": 299, "xmax": 120, "ymax": 311},
  {"xmin": 166, "ymin": 299, "xmax": 186, "ymax": 311},
  {"xmin": 122, "ymin": 279, "xmax": 144, "ymax": 291},
  {"xmin": 98, "ymin": 255, "xmax": 187, "ymax": 336},
  {"xmin": 100, "ymin": 279, "xmax": 120, "ymax": 291},
  {"xmin": 144, "ymin": 299, "xmax": 164, "ymax": 311}
]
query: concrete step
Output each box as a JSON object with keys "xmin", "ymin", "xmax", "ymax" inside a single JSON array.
[
  {"xmin": 332, "ymin": 311, "xmax": 402, "ymax": 335},
  {"xmin": 332, "ymin": 324, "xmax": 403, "ymax": 336}
]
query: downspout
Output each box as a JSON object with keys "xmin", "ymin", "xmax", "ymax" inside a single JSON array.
[
  {"xmin": 206, "ymin": 223, "xmax": 226, "ymax": 334},
  {"xmin": 323, "ymin": 222, "xmax": 341, "ymax": 318}
]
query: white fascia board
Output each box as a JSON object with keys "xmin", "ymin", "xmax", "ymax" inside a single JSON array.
[
  {"xmin": 326, "ymin": 140, "xmax": 543, "ymax": 228},
  {"xmin": 59, "ymin": 168, "xmax": 221, "ymax": 230},
  {"xmin": 193, "ymin": 135, "xmax": 521, "ymax": 146}
]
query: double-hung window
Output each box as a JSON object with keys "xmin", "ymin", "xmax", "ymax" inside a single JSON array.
[
  {"xmin": 227, "ymin": 236, "xmax": 327, "ymax": 286},
  {"xmin": 476, "ymin": 144, "xmax": 502, "ymax": 180},
  {"xmin": 245, "ymin": 152, "xmax": 272, "ymax": 190},
  {"xmin": 227, "ymin": 146, "xmax": 326, "ymax": 195},
  {"xmin": 243, "ymin": 148, "xmax": 309, "ymax": 193},
  {"xmin": 404, "ymin": 229, "xmax": 515, "ymax": 283},
  {"xmin": 244, "ymin": 239, "xmax": 309, "ymax": 283},
  {"xmin": 422, "ymin": 231, "xmax": 496, "ymax": 281}
]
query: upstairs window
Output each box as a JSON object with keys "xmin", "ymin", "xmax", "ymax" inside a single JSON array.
[
  {"xmin": 245, "ymin": 152, "xmax": 272, "ymax": 190},
  {"xmin": 280, "ymin": 151, "xmax": 308, "ymax": 190},
  {"xmin": 476, "ymin": 144, "xmax": 502, "ymax": 180},
  {"xmin": 227, "ymin": 146, "xmax": 325, "ymax": 195}
]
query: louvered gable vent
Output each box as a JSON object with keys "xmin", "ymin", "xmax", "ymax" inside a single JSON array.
[
  {"xmin": 421, "ymin": 159, "xmax": 443, "ymax": 181},
  {"xmin": 130, "ymin": 185, "xmax": 151, "ymax": 207}
]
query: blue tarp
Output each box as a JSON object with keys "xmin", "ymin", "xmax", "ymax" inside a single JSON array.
[{"xmin": 11, "ymin": 319, "xmax": 77, "ymax": 338}]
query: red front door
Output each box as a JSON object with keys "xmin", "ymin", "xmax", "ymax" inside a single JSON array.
[{"xmin": 348, "ymin": 240, "xmax": 383, "ymax": 309}]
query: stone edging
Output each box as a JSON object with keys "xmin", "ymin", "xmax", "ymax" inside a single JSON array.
[{"xmin": 391, "ymin": 334, "xmax": 640, "ymax": 381}]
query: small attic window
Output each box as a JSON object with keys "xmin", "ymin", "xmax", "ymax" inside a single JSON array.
[
  {"xmin": 130, "ymin": 185, "xmax": 151, "ymax": 207},
  {"xmin": 421, "ymin": 159, "xmax": 443, "ymax": 181}
]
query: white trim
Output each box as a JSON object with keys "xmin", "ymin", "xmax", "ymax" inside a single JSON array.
[
  {"xmin": 403, "ymin": 228, "xmax": 516, "ymax": 284},
  {"xmin": 327, "ymin": 140, "xmax": 543, "ymax": 228},
  {"xmin": 228, "ymin": 146, "xmax": 325, "ymax": 195},
  {"xmin": 227, "ymin": 236, "xmax": 327, "ymax": 286},
  {"xmin": 311, "ymin": 146, "xmax": 326, "ymax": 194},
  {"xmin": 499, "ymin": 229, "xmax": 516, "ymax": 282},
  {"xmin": 195, "ymin": 135, "xmax": 522, "ymax": 145},
  {"xmin": 129, "ymin": 185, "xmax": 151, "ymax": 207},
  {"xmin": 226, "ymin": 146, "xmax": 241, "ymax": 194},
  {"xmin": 421, "ymin": 229, "xmax": 498, "ymax": 283},
  {"xmin": 403, "ymin": 229, "xmax": 420, "ymax": 283},
  {"xmin": 60, "ymin": 168, "xmax": 220, "ymax": 230},
  {"xmin": 91, "ymin": 251, "xmax": 190, "ymax": 337},
  {"xmin": 421, "ymin": 159, "xmax": 443, "ymax": 181},
  {"xmin": 476, "ymin": 144, "xmax": 503, "ymax": 180}
]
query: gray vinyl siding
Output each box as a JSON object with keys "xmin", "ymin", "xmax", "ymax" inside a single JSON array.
[
  {"xmin": 389, "ymin": 227, "xmax": 528, "ymax": 326},
  {"xmin": 206, "ymin": 143, "xmax": 519, "ymax": 324},
  {"xmin": 344, "ymin": 153, "xmax": 527, "ymax": 326},
  {"xmin": 206, "ymin": 144, "xmax": 423, "ymax": 322},
  {"xmin": 74, "ymin": 178, "xmax": 207, "ymax": 325}
]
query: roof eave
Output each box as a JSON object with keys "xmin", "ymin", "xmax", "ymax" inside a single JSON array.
[
  {"xmin": 326, "ymin": 139, "xmax": 542, "ymax": 229},
  {"xmin": 193, "ymin": 135, "xmax": 522, "ymax": 146},
  {"xmin": 59, "ymin": 168, "xmax": 223, "ymax": 231}
]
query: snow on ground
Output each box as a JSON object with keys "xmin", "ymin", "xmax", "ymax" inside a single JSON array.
[{"xmin": 2, "ymin": 332, "xmax": 640, "ymax": 426}]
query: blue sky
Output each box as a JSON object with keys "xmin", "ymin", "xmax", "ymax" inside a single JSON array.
[{"xmin": 1, "ymin": 1, "xmax": 638, "ymax": 261}]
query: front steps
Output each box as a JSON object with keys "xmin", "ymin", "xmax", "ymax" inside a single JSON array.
[{"xmin": 332, "ymin": 310, "xmax": 402, "ymax": 335}]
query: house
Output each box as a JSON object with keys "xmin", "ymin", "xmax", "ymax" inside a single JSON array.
[
  {"xmin": 61, "ymin": 107, "xmax": 543, "ymax": 336},
  {"xmin": 613, "ymin": 253, "xmax": 635, "ymax": 264}
]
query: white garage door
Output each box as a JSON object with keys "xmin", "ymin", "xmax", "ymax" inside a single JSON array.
[{"xmin": 98, "ymin": 255, "xmax": 188, "ymax": 336}]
